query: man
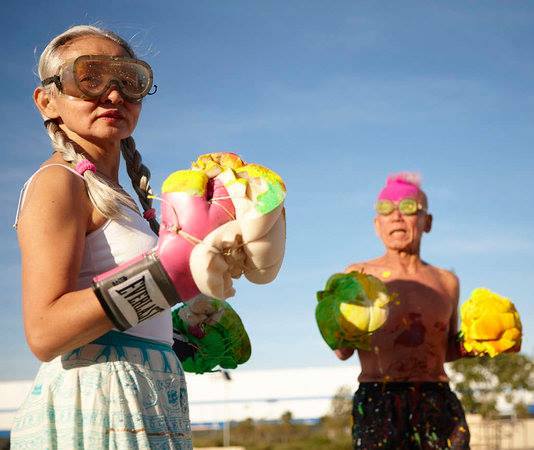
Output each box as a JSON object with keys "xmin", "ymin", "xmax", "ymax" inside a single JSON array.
[{"xmin": 337, "ymin": 173, "xmax": 470, "ymax": 449}]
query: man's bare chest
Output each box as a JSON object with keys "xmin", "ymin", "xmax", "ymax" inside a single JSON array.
[{"xmin": 379, "ymin": 279, "xmax": 454, "ymax": 341}]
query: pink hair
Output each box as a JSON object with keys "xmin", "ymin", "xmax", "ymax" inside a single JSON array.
[{"xmin": 378, "ymin": 172, "xmax": 424, "ymax": 201}]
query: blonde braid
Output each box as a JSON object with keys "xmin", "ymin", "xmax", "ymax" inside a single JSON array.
[
  {"xmin": 45, "ymin": 121, "xmax": 138, "ymax": 220},
  {"xmin": 121, "ymin": 136, "xmax": 160, "ymax": 235}
]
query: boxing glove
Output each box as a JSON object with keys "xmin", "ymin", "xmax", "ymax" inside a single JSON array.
[
  {"xmin": 92, "ymin": 154, "xmax": 240, "ymax": 331},
  {"xmin": 171, "ymin": 295, "xmax": 251, "ymax": 374},
  {"xmin": 189, "ymin": 162, "xmax": 287, "ymax": 298}
]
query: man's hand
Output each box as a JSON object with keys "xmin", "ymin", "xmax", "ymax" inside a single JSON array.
[
  {"xmin": 316, "ymin": 272, "xmax": 391, "ymax": 351},
  {"xmin": 459, "ymin": 288, "xmax": 522, "ymax": 357},
  {"xmin": 335, "ymin": 348, "xmax": 355, "ymax": 360}
]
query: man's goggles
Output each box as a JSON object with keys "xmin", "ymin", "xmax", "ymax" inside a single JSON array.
[
  {"xmin": 41, "ymin": 55, "xmax": 156, "ymax": 103},
  {"xmin": 375, "ymin": 198, "xmax": 425, "ymax": 216}
]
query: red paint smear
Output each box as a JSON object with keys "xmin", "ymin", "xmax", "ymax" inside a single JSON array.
[{"xmin": 394, "ymin": 314, "xmax": 426, "ymax": 347}]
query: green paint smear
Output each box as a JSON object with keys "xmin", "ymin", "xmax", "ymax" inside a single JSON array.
[
  {"xmin": 315, "ymin": 273, "xmax": 379, "ymax": 351},
  {"xmin": 358, "ymin": 403, "xmax": 364, "ymax": 415},
  {"xmin": 256, "ymin": 181, "xmax": 285, "ymax": 214},
  {"xmin": 172, "ymin": 301, "xmax": 251, "ymax": 374}
]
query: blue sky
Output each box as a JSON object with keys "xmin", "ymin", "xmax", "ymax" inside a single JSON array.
[{"xmin": 0, "ymin": 1, "xmax": 533, "ymax": 379}]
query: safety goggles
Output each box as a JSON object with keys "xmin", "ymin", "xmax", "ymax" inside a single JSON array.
[
  {"xmin": 41, "ymin": 55, "xmax": 156, "ymax": 103},
  {"xmin": 375, "ymin": 198, "xmax": 426, "ymax": 216}
]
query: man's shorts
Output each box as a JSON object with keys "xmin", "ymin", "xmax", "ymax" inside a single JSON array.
[{"xmin": 352, "ymin": 382, "xmax": 470, "ymax": 450}]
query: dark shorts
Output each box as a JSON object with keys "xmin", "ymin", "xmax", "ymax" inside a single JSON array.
[{"xmin": 352, "ymin": 382, "xmax": 470, "ymax": 450}]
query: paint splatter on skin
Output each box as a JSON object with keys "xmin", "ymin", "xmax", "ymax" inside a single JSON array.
[
  {"xmin": 388, "ymin": 356, "xmax": 429, "ymax": 375},
  {"xmin": 394, "ymin": 313, "xmax": 426, "ymax": 347}
]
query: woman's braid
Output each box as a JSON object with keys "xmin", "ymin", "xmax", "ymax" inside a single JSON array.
[
  {"xmin": 45, "ymin": 120, "xmax": 138, "ymax": 220},
  {"xmin": 121, "ymin": 136, "xmax": 160, "ymax": 235}
]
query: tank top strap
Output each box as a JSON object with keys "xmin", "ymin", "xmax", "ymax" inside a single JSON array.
[{"xmin": 13, "ymin": 164, "xmax": 84, "ymax": 229}]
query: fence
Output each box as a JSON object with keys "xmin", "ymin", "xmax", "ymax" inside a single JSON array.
[{"xmin": 467, "ymin": 415, "xmax": 534, "ymax": 450}]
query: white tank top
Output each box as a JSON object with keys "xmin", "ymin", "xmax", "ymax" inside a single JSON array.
[{"xmin": 14, "ymin": 164, "xmax": 173, "ymax": 345}]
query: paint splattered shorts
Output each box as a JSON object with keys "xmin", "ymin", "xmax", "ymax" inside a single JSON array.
[{"xmin": 352, "ymin": 382, "xmax": 470, "ymax": 450}]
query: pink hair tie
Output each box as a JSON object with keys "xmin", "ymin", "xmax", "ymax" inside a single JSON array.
[
  {"xmin": 143, "ymin": 208, "xmax": 157, "ymax": 221},
  {"xmin": 75, "ymin": 160, "xmax": 97, "ymax": 176}
]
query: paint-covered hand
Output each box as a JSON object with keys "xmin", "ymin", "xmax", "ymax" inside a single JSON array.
[
  {"xmin": 316, "ymin": 272, "xmax": 392, "ymax": 351},
  {"xmin": 458, "ymin": 288, "xmax": 522, "ymax": 357},
  {"xmin": 172, "ymin": 296, "xmax": 251, "ymax": 374}
]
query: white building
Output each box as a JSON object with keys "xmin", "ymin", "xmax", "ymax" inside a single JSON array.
[
  {"xmin": 0, "ymin": 366, "xmax": 358, "ymax": 436},
  {"xmin": 3, "ymin": 367, "xmax": 534, "ymax": 448},
  {"xmin": 185, "ymin": 366, "xmax": 357, "ymax": 428}
]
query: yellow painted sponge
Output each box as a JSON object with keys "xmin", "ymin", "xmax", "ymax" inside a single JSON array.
[
  {"xmin": 460, "ymin": 288, "xmax": 522, "ymax": 357},
  {"xmin": 161, "ymin": 153, "xmax": 247, "ymax": 196},
  {"xmin": 161, "ymin": 170, "xmax": 209, "ymax": 196}
]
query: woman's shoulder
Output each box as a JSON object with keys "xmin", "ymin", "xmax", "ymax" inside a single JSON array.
[
  {"xmin": 37, "ymin": 154, "xmax": 81, "ymax": 175},
  {"xmin": 17, "ymin": 157, "xmax": 92, "ymax": 230},
  {"xmin": 28, "ymin": 160, "xmax": 87, "ymax": 201}
]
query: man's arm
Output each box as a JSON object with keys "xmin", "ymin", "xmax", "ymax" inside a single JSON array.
[
  {"xmin": 335, "ymin": 348, "xmax": 355, "ymax": 360},
  {"xmin": 444, "ymin": 271, "xmax": 463, "ymax": 362}
]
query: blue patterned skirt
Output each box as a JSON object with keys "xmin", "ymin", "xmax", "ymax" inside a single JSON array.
[{"xmin": 10, "ymin": 331, "xmax": 192, "ymax": 449}]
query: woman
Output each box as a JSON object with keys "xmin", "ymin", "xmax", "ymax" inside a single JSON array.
[{"xmin": 12, "ymin": 25, "xmax": 192, "ymax": 449}]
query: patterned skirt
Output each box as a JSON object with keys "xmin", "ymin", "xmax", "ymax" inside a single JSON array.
[{"xmin": 10, "ymin": 331, "xmax": 192, "ymax": 450}]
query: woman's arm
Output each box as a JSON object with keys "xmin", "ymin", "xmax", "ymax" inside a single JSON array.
[{"xmin": 17, "ymin": 166, "xmax": 114, "ymax": 361}]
